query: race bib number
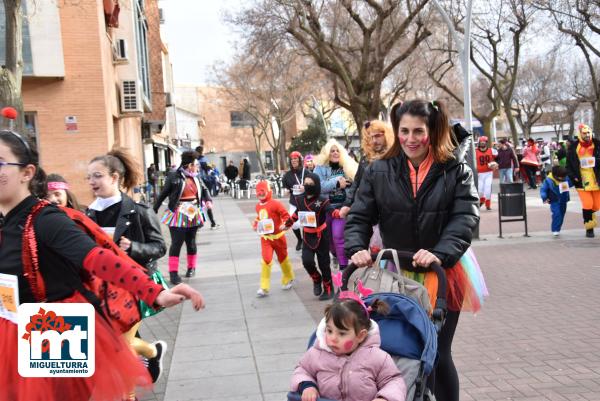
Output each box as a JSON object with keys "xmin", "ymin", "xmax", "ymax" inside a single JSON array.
[
  {"xmin": 0, "ymin": 273, "xmax": 19, "ymax": 324},
  {"xmin": 257, "ymin": 219, "xmax": 275, "ymax": 235},
  {"xmin": 180, "ymin": 202, "xmax": 199, "ymax": 219},
  {"xmin": 558, "ymin": 182, "xmax": 569, "ymax": 193},
  {"xmin": 292, "ymin": 184, "xmax": 304, "ymax": 195},
  {"xmin": 298, "ymin": 211, "xmax": 317, "ymax": 228},
  {"xmin": 581, "ymin": 157, "xmax": 596, "ymax": 168},
  {"xmin": 101, "ymin": 227, "xmax": 116, "ymax": 237}
]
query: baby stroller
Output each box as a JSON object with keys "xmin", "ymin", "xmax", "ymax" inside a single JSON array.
[{"xmin": 287, "ymin": 249, "xmax": 447, "ymax": 401}]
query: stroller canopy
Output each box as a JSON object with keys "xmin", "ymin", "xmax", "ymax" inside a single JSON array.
[{"xmin": 364, "ymin": 293, "xmax": 438, "ymax": 375}]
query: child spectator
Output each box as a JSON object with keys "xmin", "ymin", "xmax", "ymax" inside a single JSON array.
[
  {"xmin": 286, "ymin": 172, "xmax": 335, "ymax": 300},
  {"xmin": 291, "ymin": 294, "xmax": 406, "ymax": 401},
  {"xmin": 253, "ymin": 180, "xmax": 295, "ymax": 297},
  {"xmin": 45, "ymin": 173, "xmax": 81, "ymax": 210},
  {"xmin": 540, "ymin": 166, "xmax": 572, "ymax": 236}
]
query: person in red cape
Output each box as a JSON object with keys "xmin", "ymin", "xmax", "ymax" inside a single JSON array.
[{"xmin": 0, "ymin": 129, "xmax": 205, "ymax": 401}]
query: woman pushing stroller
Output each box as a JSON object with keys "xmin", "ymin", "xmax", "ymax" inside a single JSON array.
[{"xmin": 345, "ymin": 100, "xmax": 481, "ymax": 401}]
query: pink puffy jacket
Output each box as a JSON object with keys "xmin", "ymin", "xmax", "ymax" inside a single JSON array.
[{"xmin": 290, "ymin": 319, "xmax": 406, "ymax": 401}]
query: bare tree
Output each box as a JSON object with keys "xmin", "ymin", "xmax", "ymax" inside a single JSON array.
[
  {"xmin": 427, "ymin": 0, "xmax": 534, "ymax": 144},
  {"xmin": 1, "ymin": 0, "xmax": 24, "ymax": 132},
  {"xmin": 535, "ymin": 0, "xmax": 600, "ymax": 131},
  {"xmin": 215, "ymin": 49, "xmax": 317, "ymax": 172},
  {"xmin": 513, "ymin": 56, "xmax": 558, "ymax": 139},
  {"xmin": 229, "ymin": 0, "xmax": 433, "ymax": 132}
]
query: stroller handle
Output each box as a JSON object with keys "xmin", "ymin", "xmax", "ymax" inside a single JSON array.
[{"xmin": 341, "ymin": 250, "xmax": 447, "ymax": 325}]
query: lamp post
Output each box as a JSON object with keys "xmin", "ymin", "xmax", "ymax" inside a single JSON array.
[{"xmin": 432, "ymin": 0, "xmax": 479, "ymax": 239}]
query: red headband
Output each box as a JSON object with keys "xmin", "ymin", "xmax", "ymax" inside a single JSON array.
[{"xmin": 47, "ymin": 181, "xmax": 69, "ymax": 191}]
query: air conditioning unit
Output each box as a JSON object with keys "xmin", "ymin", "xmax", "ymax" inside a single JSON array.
[
  {"xmin": 112, "ymin": 39, "xmax": 128, "ymax": 63},
  {"xmin": 165, "ymin": 92, "xmax": 174, "ymax": 107},
  {"xmin": 120, "ymin": 80, "xmax": 143, "ymax": 113}
]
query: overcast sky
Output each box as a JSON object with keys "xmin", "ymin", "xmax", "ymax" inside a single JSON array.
[{"xmin": 160, "ymin": 0, "xmax": 242, "ymax": 86}]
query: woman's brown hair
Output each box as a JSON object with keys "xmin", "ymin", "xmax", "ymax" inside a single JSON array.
[
  {"xmin": 385, "ymin": 100, "xmax": 455, "ymax": 163},
  {"xmin": 90, "ymin": 147, "xmax": 143, "ymax": 192}
]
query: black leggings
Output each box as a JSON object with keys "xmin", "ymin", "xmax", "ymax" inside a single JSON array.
[
  {"xmin": 432, "ymin": 310, "xmax": 460, "ymax": 401},
  {"xmin": 301, "ymin": 233, "xmax": 331, "ymax": 283},
  {"xmin": 168, "ymin": 226, "xmax": 199, "ymax": 257}
]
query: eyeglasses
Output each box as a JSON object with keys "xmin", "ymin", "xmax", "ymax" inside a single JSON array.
[
  {"xmin": 85, "ymin": 172, "xmax": 107, "ymax": 181},
  {"xmin": 0, "ymin": 161, "xmax": 26, "ymax": 171}
]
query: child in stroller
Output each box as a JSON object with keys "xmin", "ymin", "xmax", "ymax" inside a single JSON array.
[
  {"xmin": 289, "ymin": 250, "xmax": 448, "ymax": 401},
  {"xmin": 290, "ymin": 292, "xmax": 406, "ymax": 401}
]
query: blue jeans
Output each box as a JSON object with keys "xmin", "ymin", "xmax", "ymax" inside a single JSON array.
[
  {"xmin": 499, "ymin": 168, "xmax": 513, "ymax": 183},
  {"xmin": 550, "ymin": 202, "xmax": 567, "ymax": 232}
]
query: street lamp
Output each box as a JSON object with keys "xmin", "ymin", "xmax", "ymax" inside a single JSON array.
[{"xmin": 432, "ymin": 0, "xmax": 479, "ymax": 238}]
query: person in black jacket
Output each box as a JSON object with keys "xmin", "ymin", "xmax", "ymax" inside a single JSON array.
[
  {"xmin": 86, "ymin": 148, "xmax": 168, "ymax": 383},
  {"xmin": 224, "ymin": 160, "xmax": 239, "ymax": 185},
  {"xmin": 345, "ymin": 100, "xmax": 480, "ymax": 401},
  {"xmin": 282, "ymin": 151, "xmax": 306, "ymax": 250},
  {"xmin": 565, "ymin": 123, "xmax": 600, "ymax": 237},
  {"xmin": 286, "ymin": 172, "xmax": 335, "ymax": 300},
  {"xmin": 154, "ymin": 151, "xmax": 213, "ymax": 283}
]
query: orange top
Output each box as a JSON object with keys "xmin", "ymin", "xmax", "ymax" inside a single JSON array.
[
  {"xmin": 476, "ymin": 148, "xmax": 496, "ymax": 173},
  {"xmin": 407, "ymin": 149, "xmax": 434, "ymax": 197},
  {"xmin": 180, "ymin": 177, "xmax": 198, "ymax": 201}
]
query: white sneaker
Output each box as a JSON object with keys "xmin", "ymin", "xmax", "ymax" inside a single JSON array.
[
  {"xmin": 552, "ymin": 232, "xmax": 560, "ymax": 237},
  {"xmin": 281, "ymin": 280, "xmax": 294, "ymax": 290},
  {"xmin": 256, "ymin": 288, "xmax": 269, "ymax": 297},
  {"xmin": 211, "ymin": 224, "xmax": 221, "ymax": 230}
]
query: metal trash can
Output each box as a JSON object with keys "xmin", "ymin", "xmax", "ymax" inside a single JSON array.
[
  {"xmin": 499, "ymin": 182, "xmax": 524, "ymax": 216},
  {"xmin": 498, "ymin": 182, "xmax": 529, "ymax": 238}
]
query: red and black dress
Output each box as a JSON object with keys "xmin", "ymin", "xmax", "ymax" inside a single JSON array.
[{"xmin": 0, "ymin": 196, "xmax": 164, "ymax": 401}]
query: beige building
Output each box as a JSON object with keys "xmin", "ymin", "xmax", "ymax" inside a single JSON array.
[
  {"xmin": 179, "ymin": 85, "xmax": 305, "ymax": 174},
  {"xmin": 14, "ymin": 0, "xmax": 170, "ymax": 204}
]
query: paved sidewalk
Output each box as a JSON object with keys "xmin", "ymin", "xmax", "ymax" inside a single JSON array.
[
  {"xmin": 140, "ymin": 195, "xmax": 600, "ymax": 401},
  {"xmin": 150, "ymin": 197, "xmax": 314, "ymax": 401}
]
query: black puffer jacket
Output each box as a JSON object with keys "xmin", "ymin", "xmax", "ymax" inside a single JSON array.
[
  {"xmin": 282, "ymin": 167, "xmax": 306, "ymax": 207},
  {"xmin": 565, "ymin": 138, "xmax": 600, "ymax": 189},
  {"xmin": 344, "ymin": 150, "xmax": 479, "ymax": 268},
  {"xmin": 87, "ymin": 194, "xmax": 166, "ymax": 273},
  {"xmin": 153, "ymin": 170, "xmax": 212, "ymax": 214}
]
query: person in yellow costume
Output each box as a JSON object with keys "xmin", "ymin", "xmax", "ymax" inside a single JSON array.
[
  {"xmin": 566, "ymin": 123, "xmax": 600, "ymax": 237},
  {"xmin": 252, "ymin": 180, "xmax": 295, "ymax": 297}
]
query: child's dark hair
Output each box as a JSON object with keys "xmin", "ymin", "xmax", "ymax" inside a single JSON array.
[
  {"xmin": 386, "ymin": 99, "xmax": 455, "ymax": 163},
  {"xmin": 90, "ymin": 147, "xmax": 142, "ymax": 192},
  {"xmin": 180, "ymin": 151, "xmax": 199, "ymax": 168},
  {"xmin": 552, "ymin": 166, "xmax": 568, "ymax": 179},
  {"xmin": 46, "ymin": 173, "xmax": 81, "ymax": 210},
  {"xmin": 324, "ymin": 298, "xmax": 389, "ymax": 333},
  {"xmin": 0, "ymin": 130, "xmax": 47, "ymax": 199}
]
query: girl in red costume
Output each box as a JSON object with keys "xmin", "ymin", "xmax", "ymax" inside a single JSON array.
[
  {"xmin": 0, "ymin": 130, "xmax": 205, "ymax": 401},
  {"xmin": 253, "ymin": 180, "xmax": 295, "ymax": 297}
]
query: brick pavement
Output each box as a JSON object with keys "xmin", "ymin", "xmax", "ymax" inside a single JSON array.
[{"xmin": 142, "ymin": 193, "xmax": 599, "ymax": 401}]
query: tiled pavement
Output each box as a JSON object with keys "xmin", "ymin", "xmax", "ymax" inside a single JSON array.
[{"xmin": 139, "ymin": 187, "xmax": 600, "ymax": 401}]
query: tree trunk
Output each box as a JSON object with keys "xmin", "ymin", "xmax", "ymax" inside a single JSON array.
[
  {"xmin": 251, "ymin": 127, "xmax": 266, "ymax": 174},
  {"xmin": 593, "ymin": 102, "xmax": 600, "ymax": 135},
  {"xmin": 1, "ymin": 0, "xmax": 24, "ymax": 133},
  {"xmin": 568, "ymin": 113, "xmax": 575, "ymax": 141},
  {"xmin": 503, "ymin": 103, "xmax": 520, "ymax": 145},
  {"xmin": 481, "ymin": 117, "xmax": 492, "ymax": 140}
]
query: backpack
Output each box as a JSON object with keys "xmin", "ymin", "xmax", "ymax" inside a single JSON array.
[
  {"xmin": 22, "ymin": 201, "xmax": 143, "ymax": 333},
  {"xmin": 347, "ymin": 249, "xmax": 432, "ymax": 314}
]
